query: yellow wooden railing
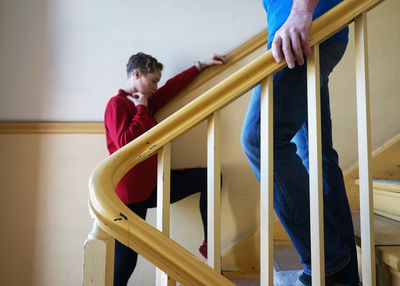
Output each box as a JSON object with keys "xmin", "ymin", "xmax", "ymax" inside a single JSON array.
[{"xmin": 84, "ymin": 0, "xmax": 384, "ymax": 285}]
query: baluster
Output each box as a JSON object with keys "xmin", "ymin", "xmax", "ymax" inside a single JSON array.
[
  {"xmin": 83, "ymin": 222, "xmax": 114, "ymax": 286},
  {"xmin": 156, "ymin": 143, "xmax": 176, "ymax": 286},
  {"xmin": 207, "ymin": 111, "xmax": 221, "ymax": 272},
  {"xmin": 307, "ymin": 43, "xmax": 325, "ymax": 286},
  {"xmin": 260, "ymin": 75, "xmax": 274, "ymax": 286},
  {"xmin": 355, "ymin": 12, "xmax": 375, "ymax": 286}
]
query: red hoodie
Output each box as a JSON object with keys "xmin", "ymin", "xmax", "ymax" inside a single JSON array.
[{"xmin": 104, "ymin": 66, "xmax": 200, "ymax": 204}]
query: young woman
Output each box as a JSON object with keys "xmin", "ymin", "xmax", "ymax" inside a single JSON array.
[{"xmin": 104, "ymin": 52, "xmax": 225, "ymax": 285}]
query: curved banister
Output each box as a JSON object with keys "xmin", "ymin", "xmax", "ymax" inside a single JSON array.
[{"xmin": 88, "ymin": 0, "xmax": 383, "ymax": 284}]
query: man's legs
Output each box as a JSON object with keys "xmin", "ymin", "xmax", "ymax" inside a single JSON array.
[
  {"xmin": 293, "ymin": 127, "xmax": 358, "ymax": 283},
  {"xmin": 241, "ymin": 41, "xmax": 356, "ymax": 280}
]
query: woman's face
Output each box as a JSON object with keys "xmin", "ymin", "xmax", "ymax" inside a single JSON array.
[{"xmin": 134, "ymin": 69, "xmax": 161, "ymax": 96}]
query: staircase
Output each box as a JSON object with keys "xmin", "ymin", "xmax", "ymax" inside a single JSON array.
[
  {"xmin": 353, "ymin": 179, "xmax": 400, "ymax": 286},
  {"xmin": 84, "ymin": 0, "xmax": 391, "ymax": 285}
]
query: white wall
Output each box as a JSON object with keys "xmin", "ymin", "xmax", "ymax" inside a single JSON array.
[
  {"xmin": 1, "ymin": 0, "xmax": 398, "ymax": 166},
  {"xmin": 329, "ymin": 0, "xmax": 400, "ymax": 170},
  {"xmin": 0, "ymin": 0, "xmax": 266, "ymax": 121},
  {"xmin": 0, "ymin": 0, "xmax": 399, "ymax": 285},
  {"xmin": 0, "ymin": 134, "xmax": 107, "ymax": 286}
]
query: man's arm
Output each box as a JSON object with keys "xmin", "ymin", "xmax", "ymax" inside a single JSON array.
[{"xmin": 271, "ymin": 0, "xmax": 319, "ymax": 69}]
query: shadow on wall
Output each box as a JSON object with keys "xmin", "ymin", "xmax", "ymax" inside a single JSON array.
[
  {"xmin": 0, "ymin": 135, "xmax": 41, "ymax": 286},
  {"xmin": 221, "ymin": 164, "xmax": 260, "ymax": 249},
  {"xmin": 0, "ymin": 0, "xmax": 50, "ymax": 284}
]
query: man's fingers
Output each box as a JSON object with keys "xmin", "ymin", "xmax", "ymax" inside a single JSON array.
[
  {"xmin": 290, "ymin": 32, "xmax": 304, "ymax": 66},
  {"xmin": 281, "ymin": 35, "xmax": 295, "ymax": 69},
  {"xmin": 300, "ymin": 32, "xmax": 311, "ymax": 59},
  {"xmin": 272, "ymin": 36, "xmax": 283, "ymax": 63}
]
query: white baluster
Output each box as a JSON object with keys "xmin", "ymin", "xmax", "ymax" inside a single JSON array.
[
  {"xmin": 355, "ymin": 12, "xmax": 376, "ymax": 286},
  {"xmin": 156, "ymin": 143, "xmax": 176, "ymax": 286},
  {"xmin": 307, "ymin": 43, "xmax": 325, "ymax": 286},
  {"xmin": 207, "ymin": 111, "xmax": 222, "ymax": 272},
  {"xmin": 260, "ymin": 75, "xmax": 274, "ymax": 286}
]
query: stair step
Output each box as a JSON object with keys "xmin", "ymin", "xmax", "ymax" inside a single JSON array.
[
  {"xmin": 230, "ymin": 270, "xmax": 304, "ymax": 286},
  {"xmin": 373, "ymin": 188, "xmax": 400, "ymax": 222},
  {"xmin": 274, "ymin": 244, "xmax": 303, "ymax": 271},
  {"xmin": 226, "ymin": 244, "xmax": 303, "ymax": 285},
  {"xmin": 351, "ymin": 211, "xmax": 400, "ymax": 246},
  {"xmin": 378, "ymin": 246, "xmax": 400, "ymax": 272},
  {"xmin": 372, "ymin": 179, "xmax": 400, "ymax": 193},
  {"xmin": 273, "ymin": 245, "xmax": 303, "ymax": 286},
  {"xmin": 355, "ymin": 179, "xmax": 400, "ymax": 221}
]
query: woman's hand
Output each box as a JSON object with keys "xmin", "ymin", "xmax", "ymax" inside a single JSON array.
[
  {"xmin": 127, "ymin": 92, "xmax": 148, "ymax": 107},
  {"xmin": 197, "ymin": 54, "xmax": 226, "ymax": 71}
]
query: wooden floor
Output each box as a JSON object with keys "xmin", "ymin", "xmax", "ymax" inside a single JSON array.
[
  {"xmin": 230, "ymin": 270, "xmax": 304, "ymax": 286},
  {"xmin": 352, "ymin": 211, "xmax": 400, "ymax": 246},
  {"xmin": 230, "ymin": 278, "xmax": 260, "ymax": 286},
  {"xmin": 226, "ymin": 244, "xmax": 303, "ymax": 286}
]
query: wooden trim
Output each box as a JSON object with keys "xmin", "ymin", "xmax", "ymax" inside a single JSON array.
[
  {"xmin": 159, "ymin": 30, "xmax": 268, "ymax": 112},
  {"xmin": 186, "ymin": 29, "xmax": 268, "ymax": 93},
  {"xmin": 344, "ymin": 133, "xmax": 400, "ymax": 177},
  {"xmin": 0, "ymin": 121, "xmax": 104, "ymax": 134}
]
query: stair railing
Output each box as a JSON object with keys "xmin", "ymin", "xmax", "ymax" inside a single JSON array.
[{"xmin": 84, "ymin": 0, "xmax": 384, "ymax": 285}]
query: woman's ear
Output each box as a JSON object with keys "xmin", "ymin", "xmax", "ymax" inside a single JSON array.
[{"xmin": 133, "ymin": 69, "xmax": 141, "ymax": 79}]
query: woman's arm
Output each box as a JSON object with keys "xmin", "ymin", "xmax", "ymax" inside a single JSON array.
[{"xmin": 148, "ymin": 54, "xmax": 226, "ymax": 113}]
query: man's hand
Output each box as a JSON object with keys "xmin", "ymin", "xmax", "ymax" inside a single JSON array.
[
  {"xmin": 127, "ymin": 92, "xmax": 148, "ymax": 107},
  {"xmin": 271, "ymin": 0, "xmax": 318, "ymax": 69},
  {"xmin": 197, "ymin": 54, "xmax": 226, "ymax": 71}
]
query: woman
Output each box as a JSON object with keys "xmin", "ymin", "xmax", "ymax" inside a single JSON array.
[{"xmin": 104, "ymin": 52, "xmax": 225, "ymax": 285}]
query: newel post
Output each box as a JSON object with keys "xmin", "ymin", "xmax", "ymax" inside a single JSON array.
[{"xmin": 83, "ymin": 221, "xmax": 115, "ymax": 286}]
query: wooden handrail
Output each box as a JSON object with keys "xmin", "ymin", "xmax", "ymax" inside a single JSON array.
[{"xmin": 88, "ymin": 0, "xmax": 383, "ymax": 284}]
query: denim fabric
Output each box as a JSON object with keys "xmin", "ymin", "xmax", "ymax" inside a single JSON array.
[{"xmin": 241, "ymin": 41, "xmax": 359, "ymax": 283}]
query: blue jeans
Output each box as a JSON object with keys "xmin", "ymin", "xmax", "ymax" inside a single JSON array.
[{"xmin": 241, "ymin": 41, "xmax": 358, "ymax": 283}]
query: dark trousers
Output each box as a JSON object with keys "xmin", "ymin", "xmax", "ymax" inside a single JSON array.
[{"xmin": 114, "ymin": 167, "xmax": 207, "ymax": 286}]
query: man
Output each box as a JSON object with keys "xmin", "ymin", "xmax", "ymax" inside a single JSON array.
[{"xmin": 241, "ymin": 0, "xmax": 359, "ymax": 285}]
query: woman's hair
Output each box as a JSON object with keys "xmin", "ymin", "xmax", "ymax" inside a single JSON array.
[{"xmin": 126, "ymin": 52, "xmax": 163, "ymax": 76}]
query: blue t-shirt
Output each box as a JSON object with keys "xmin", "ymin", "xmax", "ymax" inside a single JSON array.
[{"xmin": 263, "ymin": 0, "xmax": 349, "ymax": 49}]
